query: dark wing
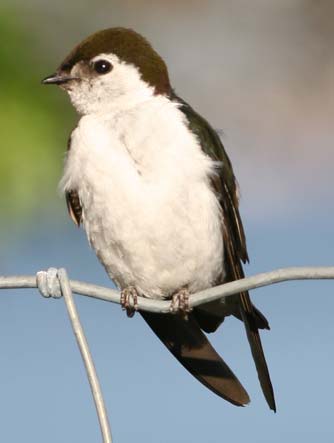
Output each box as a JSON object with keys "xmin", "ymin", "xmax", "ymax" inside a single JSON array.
[
  {"xmin": 141, "ymin": 311, "xmax": 250, "ymax": 406},
  {"xmin": 172, "ymin": 92, "xmax": 276, "ymax": 411},
  {"xmin": 65, "ymin": 133, "xmax": 82, "ymax": 227},
  {"xmin": 66, "ymin": 190, "xmax": 82, "ymax": 226}
]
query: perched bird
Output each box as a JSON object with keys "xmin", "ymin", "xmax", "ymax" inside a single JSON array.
[{"xmin": 43, "ymin": 28, "xmax": 275, "ymax": 411}]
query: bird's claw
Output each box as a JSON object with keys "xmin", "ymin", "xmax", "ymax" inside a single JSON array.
[
  {"xmin": 120, "ymin": 286, "xmax": 139, "ymax": 317},
  {"xmin": 170, "ymin": 288, "xmax": 191, "ymax": 318}
]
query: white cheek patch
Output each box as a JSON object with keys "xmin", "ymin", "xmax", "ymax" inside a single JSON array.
[{"xmin": 66, "ymin": 53, "xmax": 154, "ymax": 115}]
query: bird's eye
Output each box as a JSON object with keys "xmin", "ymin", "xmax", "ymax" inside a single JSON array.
[{"xmin": 93, "ymin": 60, "xmax": 113, "ymax": 75}]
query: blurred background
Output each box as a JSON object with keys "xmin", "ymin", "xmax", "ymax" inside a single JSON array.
[{"xmin": 0, "ymin": 1, "xmax": 333, "ymax": 442}]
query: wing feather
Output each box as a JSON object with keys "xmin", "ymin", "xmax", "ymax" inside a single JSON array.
[
  {"xmin": 65, "ymin": 133, "xmax": 82, "ymax": 227},
  {"xmin": 172, "ymin": 92, "xmax": 276, "ymax": 411}
]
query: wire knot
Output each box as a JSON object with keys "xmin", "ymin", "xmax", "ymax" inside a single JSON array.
[{"xmin": 36, "ymin": 268, "xmax": 62, "ymax": 298}]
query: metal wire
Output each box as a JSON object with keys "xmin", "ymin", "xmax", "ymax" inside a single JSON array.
[
  {"xmin": 58, "ymin": 269, "xmax": 112, "ymax": 443},
  {"xmin": 1, "ymin": 266, "xmax": 334, "ymax": 312}
]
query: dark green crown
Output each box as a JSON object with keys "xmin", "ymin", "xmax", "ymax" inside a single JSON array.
[{"xmin": 60, "ymin": 27, "xmax": 171, "ymax": 95}]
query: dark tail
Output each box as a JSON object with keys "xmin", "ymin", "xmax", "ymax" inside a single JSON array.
[
  {"xmin": 238, "ymin": 293, "xmax": 276, "ymax": 411},
  {"xmin": 141, "ymin": 311, "xmax": 250, "ymax": 407}
]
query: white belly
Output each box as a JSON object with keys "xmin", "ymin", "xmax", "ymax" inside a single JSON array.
[{"xmin": 61, "ymin": 97, "xmax": 224, "ymax": 299}]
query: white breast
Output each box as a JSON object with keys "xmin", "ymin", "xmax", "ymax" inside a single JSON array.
[{"xmin": 61, "ymin": 95, "xmax": 224, "ymax": 299}]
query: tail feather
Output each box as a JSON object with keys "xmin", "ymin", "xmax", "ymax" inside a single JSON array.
[
  {"xmin": 141, "ymin": 311, "xmax": 250, "ymax": 407},
  {"xmin": 232, "ymin": 304, "xmax": 271, "ymax": 330},
  {"xmin": 239, "ymin": 293, "xmax": 276, "ymax": 412}
]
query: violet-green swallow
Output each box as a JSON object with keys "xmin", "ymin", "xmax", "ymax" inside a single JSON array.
[{"xmin": 43, "ymin": 28, "xmax": 275, "ymax": 411}]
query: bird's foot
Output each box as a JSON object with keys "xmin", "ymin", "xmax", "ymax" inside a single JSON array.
[
  {"xmin": 170, "ymin": 288, "xmax": 191, "ymax": 318},
  {"xmin": 120, "ymin": 286, "xmax": 139, "ymax": 318}
]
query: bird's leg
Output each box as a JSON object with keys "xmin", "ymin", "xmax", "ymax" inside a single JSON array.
[
  {"xmin": 120, "ymin": 286, "xmax": 139, "ymax": 318},
  {"xmin": 170, "ymin": 287, "xmax": 191, "ymax": 318}
]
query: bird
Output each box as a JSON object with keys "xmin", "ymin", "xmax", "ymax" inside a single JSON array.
[{"xmin": 42, "ymin": 27, "xmax": 276, "ymax": 411}]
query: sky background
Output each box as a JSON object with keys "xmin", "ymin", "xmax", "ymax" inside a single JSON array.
[{"xmin": 0, "ymin": 1, "xmax": 333, "ymax": 442}]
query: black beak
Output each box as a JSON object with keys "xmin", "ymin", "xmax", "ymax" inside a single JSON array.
[{"xmin": 42, "ymin": 72, "xmax": 78, "ymax": 85}]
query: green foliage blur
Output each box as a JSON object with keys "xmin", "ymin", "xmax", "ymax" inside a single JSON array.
[{"xmin": 0, "ymin": 10, "xmax": 75, "ymax": 220}]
